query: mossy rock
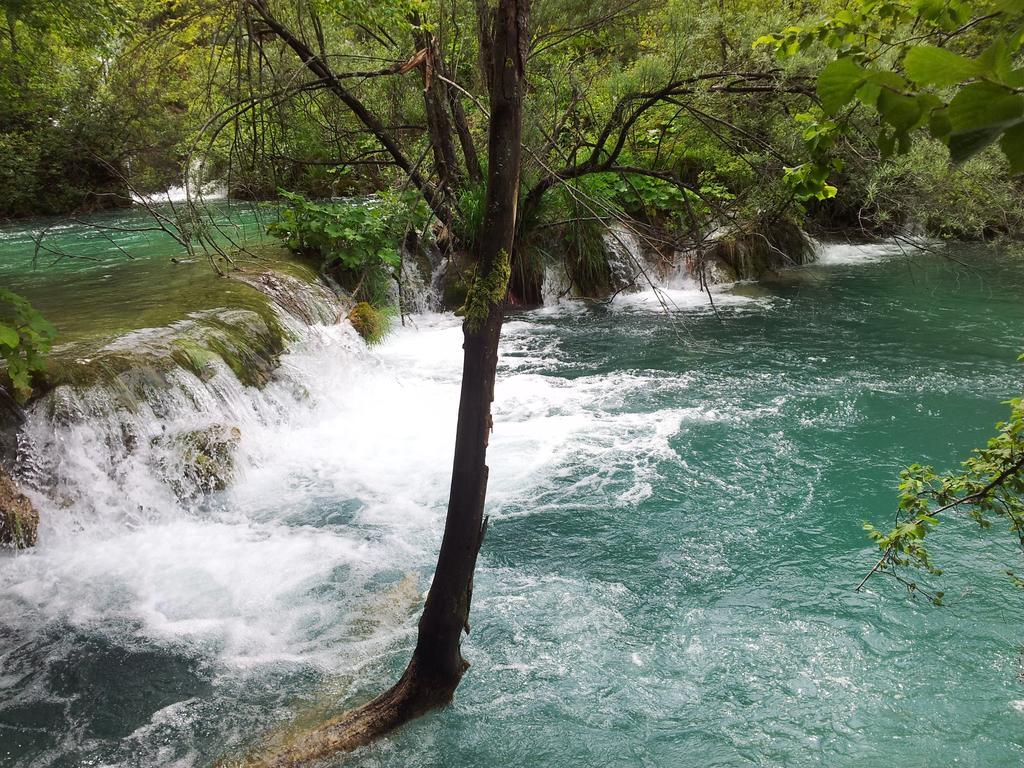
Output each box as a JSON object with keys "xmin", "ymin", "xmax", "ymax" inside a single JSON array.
[
  {"xmin": 155, "ymin": 424, "xmax": 241, "ymax": 497},
  {"xmin": 0, "ymin": 469, "xmax": 39, "ymax": 549},
  {"xmin": 170, "ymin": 339, "xmax": 220, "ymax": 382},
  {"xmin": 235, "ymin": 268, "xmax": 341, "ymax": 326},
  {"xmin": 440, "ymin": 250, "xmax": 475, "ymax": 310},
  {"xmin": 200, "ymin": 309, "xmax": 288, "ymax": 388},
  {"xmin": 348, "ymin": 302, "xmax": 390, "ymax": 344},
  {"xmin": 707, "ymin": 218, "xmax": 815, "ymax": 281}
]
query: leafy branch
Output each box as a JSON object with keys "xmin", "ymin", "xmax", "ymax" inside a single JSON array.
[
  {"xmin": 758, "ymin": 0, "xmax": 1024, "ymax": 201},
  {"xmin": 860, "ymin": 383, "xmax": 1024, "ymax": 603}
]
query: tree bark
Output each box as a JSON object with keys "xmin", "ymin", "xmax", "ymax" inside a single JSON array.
[
  {"xmin": 241, "ymin": 0, "xmax": 529, "ymax": 764},
  {"xmin": 412, "ymin": 26, "xmax": 464, "ymax": 193}
]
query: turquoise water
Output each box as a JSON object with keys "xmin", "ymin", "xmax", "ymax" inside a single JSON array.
[
  {"xmin": 1, "ymin": 235, "xmax": 1023, "ymax": 767},
  {"xmin": 0, "ymin": 204, "xmax": 284, "ymax": 344}
]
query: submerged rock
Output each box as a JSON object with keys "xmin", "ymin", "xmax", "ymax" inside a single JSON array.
[
  {"xmin": 0, "ymin": 469, "xmax": 38, "ymax": 549},
  {"xmin": 155, "ymin": 424, "xmax": 242, "ymax": 497}
]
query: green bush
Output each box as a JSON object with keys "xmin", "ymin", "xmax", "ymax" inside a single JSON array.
[
  {"xmin": 0, "ymin": 290, "xmax": 56, "ymax": 403},
  {"xmin": 268, "ymin": 190, "xmax": 425, "ymax": 311}
]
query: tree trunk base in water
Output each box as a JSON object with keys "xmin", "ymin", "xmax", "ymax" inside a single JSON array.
[{"xmin": 237, "ymin": 657, "xmax": 466, "ymax": 767}]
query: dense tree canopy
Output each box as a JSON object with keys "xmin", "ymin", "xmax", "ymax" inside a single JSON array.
[{"xmin": 4, "ymin": 0, "xmax": 1021, "ymax": 239}]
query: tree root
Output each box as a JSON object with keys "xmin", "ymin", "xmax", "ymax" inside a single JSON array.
[{"xmin": 229, "ymin": 657, "xmax": 464, "ymax": 768}]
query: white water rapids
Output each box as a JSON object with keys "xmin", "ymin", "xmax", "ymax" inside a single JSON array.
[
  {"xmin": 1, "ymin": 239, "xmax": 946, "ymax": 766},
  {"xmin": 0, "ymin": 240, "xmax": 908, "ymax": 672}
]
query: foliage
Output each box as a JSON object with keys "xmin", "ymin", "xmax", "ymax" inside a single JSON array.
[
  {"xmin": 268, "ymin": 190, "xmax": 424, "ymax": 310},
  {"xmin": 269, "ymin": 191, "xmax": 402, "ymax": 272},
  {"xmin": 0, "ymin": 290, "xmax": 56, "ymax": 403},
  {"xmin": 758, "ymin": 0, "xmax": 1024, "ymax": 203},
  {"xmin": 0, "ymin": 0, "xmax": 184, "ymax": 216},
  {"xmin": 863, "ymin": 384, "xmax": 1024, "ymax": 603},
  {"xmin": 858, "ymin": 140, "xmax": 1024, "ymax": 238},
  {"xmin": 452, "ymin": 181, "xmax": 487, "ymax": 253},
  {"xmin": 5, "ymin": 0, "xmax": 1023, "ymax": 252}
]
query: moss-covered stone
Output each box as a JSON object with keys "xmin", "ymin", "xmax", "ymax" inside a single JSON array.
[
  {"xmin": 440, "ymin": 250, "xmax": 475, "ymax": 311},
  {"xmin": 706, "ymin": 218, "xmax": 815, "ymax": 281},
  {"xmin": 0, "ymin": 469, "xmax": 38, "ymax": 549},
  {"xmin": 348, "ymin": 302, "xmax": 391, "ymax": 344},
  {"xmin": 170, "ymin": 339, "xmax": 220, "ymax": 382},
  {"xmin": 201, "ymin": 309, "xmax": 289, "ymax": 388},
  {"xmin": 155, "ymin": 424, "xmax": 241, "ymax": 497}
]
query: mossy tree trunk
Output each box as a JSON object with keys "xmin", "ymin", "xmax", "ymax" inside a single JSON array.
[{"xmin": 416, "ymin": 0, "xmax": 527, "ymax": 685}]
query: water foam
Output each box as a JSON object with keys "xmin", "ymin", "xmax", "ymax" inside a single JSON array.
[
  {"xmin": 542, "ymin": 221, "xmax": 761, "ymax": 315},
  {"xmin": 814, "ymin": 239, "xmax": 929, "ymax": 265}
]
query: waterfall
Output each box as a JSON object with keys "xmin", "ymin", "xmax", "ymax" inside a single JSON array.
[
  {"xmin": 602, "ymin": 223, "xmax": 645, "ymax": 290},
  {"xmin": 535, "ymin": 222, "xmax": 710, "ymax": 308},
  {"xmin": 131, "ymin": 157, "xmax": 227, "ymax": 206},
  {"xmin": 399, "ymin": 245, "xmax": 442, "ymax": 315},
  {"xmin": 811, "ymin": 238, "xmax": 928, "ymax": 264},
  {"xmin": 9, "ymin": 271, "xmax": 348, "ymax": 536}
]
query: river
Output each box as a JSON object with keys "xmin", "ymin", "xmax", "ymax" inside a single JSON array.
[{"xmin": 1, "ymin": 217, "xmax": 1023, "ymax": 766}]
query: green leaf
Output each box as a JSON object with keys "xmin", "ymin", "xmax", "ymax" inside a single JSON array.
[
  {"xmin": 929, "ymin": 108, "xmax": 952, "ymax": 140},
  {"xmin": 1000, "ymin": 122, "xmax": 1024, "ymax": 173},
  {"xmin": 913, "ymin": 0, "xmax": 947, "ymax": 20},
  {"xmin": 817, "ymin": 57, "xmax": 867, "ymax": 114},
  {"xmin": 977, "ymin": 38, "xmax": 1013, "ymax": 82},
  {"xmin": 0, "ymin": 324, "xmax": 19, "ymax": 349},
  {"xmin": 995, "ymin": 0, "xmax": 1024, "ymax": 14},
  {"xmin": 945, "ymin": 81, "xmax": 1024, "ymax": 162},
  {"xmin": 904, "ymin": 46, "xmax": 979, "ymax": 87},
  {"xmin": 877, "ymin": 89, "xmax": 924, "ymax": 132}
]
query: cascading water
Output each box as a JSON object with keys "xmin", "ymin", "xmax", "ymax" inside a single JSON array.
[
  {"xmin": 130, "ymin": 157, "xmax": 228, "ymax": 206},
  {"xmin": 602, "ymin": 223, "xmax": 647, "ymax": 290},
  {"xmin": 2, "ymin": 228, "xmax": 1024, "ymax": 767},
  {"xmin": 540, "ymin": 221, "xmax": 746, "ymax": 312}
]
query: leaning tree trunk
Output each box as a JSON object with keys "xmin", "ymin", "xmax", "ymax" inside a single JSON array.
[{"xmin": 243, "ymin": 0, "xmax": 529, "ymax": 765}]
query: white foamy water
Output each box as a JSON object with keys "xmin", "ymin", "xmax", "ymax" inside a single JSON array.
[
  {"xmin": 2, "ymin": 317, "xmax": 451, "ymax": 673},
  {"xmin": 814, "ymin": 239, "xmax": 932, "ymax": 265},
  {"xmin": 5, "ymin": 239, "xmax": 1021, "ymax": 768},
  {"xmin": 541, "ymin": 221, "xmax": 758, "ymax": 315},
  {"xmin": 0, "ymin": 273, "xmax": 736, "ymax": 686},
  {"xmin": 131, "ymin": 181, "xmax": 228, "ymax": 206}
]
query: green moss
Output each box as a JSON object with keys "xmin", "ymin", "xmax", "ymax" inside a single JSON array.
[
  {"xmin": 456, "ymin": 249, "xmax": 511, "ymax": 331},
  {"xmin": 348, "ymin": 302, "xmax": 392, "ymax": 344},
  {"xmin": 202, "ymin": 311, "xmax": 287, "ymax": 388},
  {"xmin": 171, "ymin": 339, "xmax": 219, "ymax": 381}
]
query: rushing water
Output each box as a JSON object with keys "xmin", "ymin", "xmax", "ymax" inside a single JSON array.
[{"xmin": 2, "ymin": 230, "xmax": 1024, "ymax": 767}]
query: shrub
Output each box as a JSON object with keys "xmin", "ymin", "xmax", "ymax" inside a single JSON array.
[{"xmin": 0, "ymin": 290, "xmax": 56, "ymax": 404}]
